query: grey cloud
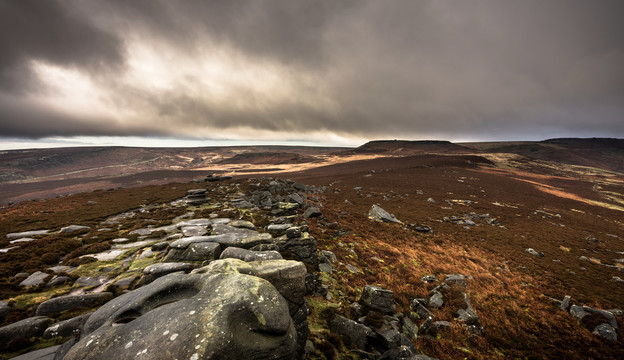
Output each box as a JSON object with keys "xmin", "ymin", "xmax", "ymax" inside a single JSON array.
[
  {"xmin": 0, "ymin": 0, "xmax": 123, "ymax": 92},
  {"xmin": 1, "ymin": 0, "xmax": 623, "ymax": 141}
]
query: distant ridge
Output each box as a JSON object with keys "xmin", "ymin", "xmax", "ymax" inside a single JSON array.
[{"xmin": 346, "ymin": 140, "xmax": 474, "ymax": 155}]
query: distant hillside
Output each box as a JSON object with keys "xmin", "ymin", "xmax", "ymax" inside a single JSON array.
[
  {"xmin": 345, "ymin": 140, "xmax": 474, "ymax": 155},
  {"xmin": 218, "ymin": 152, "xmax": 319, "ymax": 165},
  {"xmin": 466, "ymin": 138, "xmax": 624, "ymax": 173}
]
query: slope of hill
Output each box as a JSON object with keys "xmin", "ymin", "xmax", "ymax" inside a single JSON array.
[
  {"xmin": 0, "ymin": 150, "xmax": 622, "ymax": 359},
  {"xmin": 464, "ymin": 138, "xmax": 624, "ymax": 173}
]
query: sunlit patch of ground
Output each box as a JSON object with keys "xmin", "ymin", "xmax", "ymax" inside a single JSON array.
[{"xmin": 192, "ymin": 154, "xmax": 386, "ymax": 175}]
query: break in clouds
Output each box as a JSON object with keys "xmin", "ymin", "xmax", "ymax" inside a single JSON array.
[{"xmin": 1, "ymin": 0, "xmax": 623, "ymax": 143}]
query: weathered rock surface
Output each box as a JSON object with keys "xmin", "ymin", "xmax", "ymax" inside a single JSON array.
[
  {"xmin": 219, "ymin": 246, "xmax": 283, "ymax": 262},
  {"xmin": 0, "ymin": 316, "xmax": 52, "ymax": 344},
  {"xmin": 62, "ymin": 271, "xmax": 298, "ymax": 360},
  {"xmin": 35, "ymin": 293, "xmax": 113, "ymax": 317},
  {"xmin": 163, "ymin": 241, "xmax": 222, "ymax": 262},
  {"xmin": 43, "ymin": 313, "xmax": 91, "ymax": 339},
  {"xmin": 140, "ymin": 262, "xmax": 194, "ymax": 284},
  {"xmin": 171, "ymin": 233, "xmax": 272, "ymax": 250}
]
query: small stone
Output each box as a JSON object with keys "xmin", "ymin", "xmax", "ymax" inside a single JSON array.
[
  {"xmin": 346, "ymin": 264, "xmax": 361, "ymax": 273},
  {"xmin": 421, "ymin": 275, "xmax": 436, "ymax": 283},
  {"xmin": 428, "ymin": 290, "xmax": 444, "ymax": 308},
  {"xmin": 330, "ymin": 315, "xmax": 374, "ymax": 350},
  {"xmin": 525, "ymin": 248, "xmax": 544, "ymax": 257},
  {"xmin": 319, "ymin": 263, "xmax": 333, "ymax": 274},
  {"xmin": 592, "ymin": 323, "xmax": 618, "ymax": 341},
  {"xmin": 560, "ymin": 295, "xmax": 572, "ymax": 311}
]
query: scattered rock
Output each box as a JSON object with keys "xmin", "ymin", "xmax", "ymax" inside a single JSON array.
[
  {"xmin": 592, "ymin": 323, "xmax": 618, "ymax": 341},
  {"xmin": 140, "ymin": 262, "xmax": 194, "ymax": 284},
  {"xmin": 560, "ymin": 295, "xmax": 572, "ymax": 311},
  {"xmin": 421, "ymin": 275, "xmax": 436, "ymax": 283},
  {"xmin": 303, "ymin": 206, "xmax": 323, "ymax": 219},
  {"xmin": 6, "ymin": 230, "xmax": 49, "ymax": 239},
  {"xmin": 0, "ymin": 316, "xmax": 52, "ymax": 344},
  {"xmin": 359, "ymin": 285, "xmax": 396, "ymax": 314},
  {"xmin": 47, "ymin": 266, "xmax": 73, "ymax": 274},
  {"xmin": 445, "ymin": 274, "xmax": 468, "ymax": 287},
  {"xmin": 319, "ymin": 262, "xmax": 333, "ymax": 274},
  {"xmin": 20, "ymin": 271, "xmax": 50, "ymax": 287},
  {"xmin": 330, "ymin": 315, "xmax": 375, "ymax": 350},
  {"xmin": 164, "ymin": 241, "xmax": 222, "ymax": 262},
  {"xmin": 428, "ymin": 321, "xmax": 452, "ymax": 335},
  {"xmin": 60, "ymin": 225, "xmax": 90, "ymax": 234},
  {"xmin": 368, "ymin": 204, "xmax": 401, "ymax": 223},
  {"xmin": 346, "ymin": 264, "xmax": 361, "ymax": 273},
  {"xmin": 35, "ymin": 293, "xmax": 114, "ymax": 317},
  {"xmin": 525, "ymin": 248, "xmax": 544, "ymax": 257},
  {"xmin": 428, "ymin": 290, "xmax": 444, "ymax": 309},
  {"xmin": 0, "ymin": 301, "xmax": 10, "ymax": 322},
  {"xmin": 9, "ymin": 345, "xmax": 61, "ymax": 360}
]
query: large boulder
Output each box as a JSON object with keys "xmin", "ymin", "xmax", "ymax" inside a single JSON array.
[
  {"xmin": 273, "ymin": 233, "xmax": 318, "ymax": 266},
  {"xmin": 62, "ymin": 272, "xmax": 297, "ymax": 360},
  {"xmin": 0, "ymin": 301, "xmax": 10, "ymax": 322},
  {"xmin": 36, "ymin": 293, "xmax": 113, "ymax": 317}
]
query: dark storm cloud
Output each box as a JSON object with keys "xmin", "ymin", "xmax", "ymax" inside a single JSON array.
[{"xmin": 1, "ymin": 0, "xmax": 623, "ymax": 141}]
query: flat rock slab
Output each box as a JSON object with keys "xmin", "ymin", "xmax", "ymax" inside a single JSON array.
[
  {"xmin": 163, "ymin": 242, "xmax": 222, "ymax": 262},
  {"xmin": 181, "ymin": 225, "xmax": 208, "ymax": 237},
  {"xmin": 9, "ymin": 237, "xmax": 36, "ymax": 244},
  {"xmin": 9, "ymin": 345, "xmax": 60, "ymax": 360},
  {"xmin": 36, "ymin": 292, "xmax": 113, "ymax": 317},
  {"xmin": 62, "ymin": 272, "xmax": 296, "ymax": 360},
  {"xmin": 0, "ymin": 316, "xmax": 52, "ymax": 343},
  {"xmin": 60, "ymin": 225, "xmax": 90, "ymax": 234},
  {"xmin": 171, "ymin": 233, "xmax": 272, "ymax": 250},
  {"xmin": 175, "ymin": 218, "xmax": 213, "ymax": 228},
  {"xmin": 20, "ymin": 271, "xmax": 50, "ymax": 287},
  {"xmin": 88, "ymin": 249, "xmax": 127, "ymax": 261},
  {"xmin": 6, "ymin": 230, "xmax": 49, "ymax": 239}
]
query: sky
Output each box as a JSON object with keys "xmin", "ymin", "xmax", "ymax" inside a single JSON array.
[{"xmin": 1, "ymin": 0, "xmax": 623, "ymax": 150}]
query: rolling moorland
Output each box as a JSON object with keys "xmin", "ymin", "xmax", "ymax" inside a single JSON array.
[{"xmin": 0, "ymin": 138, "xmax": 623, "ymax": 359}]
